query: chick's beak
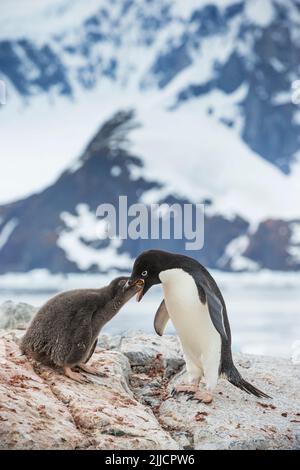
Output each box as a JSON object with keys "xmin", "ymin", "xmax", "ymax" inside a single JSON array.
[{"xmin": 124, "ymin": 278, "xmax": 145, "ymax": 301}]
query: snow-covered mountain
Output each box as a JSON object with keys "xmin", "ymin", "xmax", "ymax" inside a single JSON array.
[{"xmin": 0, "ymin": 0, "xmax": 300, "ymax": 273}]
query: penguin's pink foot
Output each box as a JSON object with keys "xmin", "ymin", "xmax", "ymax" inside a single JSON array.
[
  {"xmin": 64, "ymin": 366, "xmax": 89, "ymax": 383},
  {"xmin": 171, "ymin": 384, "xmax": 199, "ymax": 397},
  {"xmin": 187, "ymin": 390, "xmax": 213, "ymax": 404},
  {"xmin": 78, "ymin": 363, "xmax": 103, "ymax": 376}
]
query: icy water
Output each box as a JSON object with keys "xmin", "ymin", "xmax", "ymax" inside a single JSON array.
[{"xmin": 0, "ymin": 271, "xmax": 299, "ymax": 358}]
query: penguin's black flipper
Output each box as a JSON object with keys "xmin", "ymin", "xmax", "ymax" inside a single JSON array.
[
  {"xmin": 197, "ymin": 283, "xmax": 228, "ymax": 341},
  {"xmin": 154, "ymin": 300, "xmax": 169, "ymax": 336}
]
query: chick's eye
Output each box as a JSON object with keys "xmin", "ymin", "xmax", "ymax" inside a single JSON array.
[{"xmin": 141, "ymin": 270, "xmax": 148, "ymax": 277}]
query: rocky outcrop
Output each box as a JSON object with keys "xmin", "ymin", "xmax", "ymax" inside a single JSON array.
[
  {"xmin": 0, "ymin": 301, "xmax": 37, "ymax": 330},
  {"xmin": 0, "ymin": 330, "xmax": 178, "ymax": 450},
  {"xmin": 0, "ymin": 328, "xmax": 299, "ymax": 450}
]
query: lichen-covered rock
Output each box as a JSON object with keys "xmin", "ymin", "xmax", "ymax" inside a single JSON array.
[
  {"xmin": 120, "ymin": 332, "xmax": 185, "ymax": 377},
  {"xmin": 0, "ymin": 331, "xmax": 178, "ymax": 450},
  {"xmin": 120, "ymin": 334, "xmax": 300, "ymax": 450},
  {"xmin": 159, "ymin": 354, "xmax": 300, "ymax": 450},
  {"xmin": 97, "ymin": 334, "xmax": 123, "ymax": 350},
  {"xmin": 0, "ymin": 301, "xmax": 37, "ymax": 330},
  {"xmin": 0, "ymin": 332, "xmax": 84, "ymax": 450},
  {"xmin": 0, "ymin": 329, "xmax": 299, "ymax": 450}
]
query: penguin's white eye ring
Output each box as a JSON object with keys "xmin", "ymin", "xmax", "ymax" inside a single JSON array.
[{"xmin": 141, "ymin": 270, "xmax": 148, "ymax": 277}]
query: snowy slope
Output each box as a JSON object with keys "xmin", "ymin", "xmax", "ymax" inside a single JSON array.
[{"xmin": 132, "ymin": 102, "xmax": 300, "ymax": 224}]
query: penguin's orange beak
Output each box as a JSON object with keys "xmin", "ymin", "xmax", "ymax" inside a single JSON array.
[
  {"xmin": 135, "ymin": 279, "xmax": 145, "ymax": 301},
  {"xmin": 124, "ymin": 278, "xmax": 145, "ymax": 301}
]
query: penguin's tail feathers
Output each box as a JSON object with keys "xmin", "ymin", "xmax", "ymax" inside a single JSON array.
[{"xmin": 223, "ymin": 365, "xmax": 271, "ymax": 399}]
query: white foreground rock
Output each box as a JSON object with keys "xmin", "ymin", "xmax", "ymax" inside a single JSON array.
[
  {"xmin": 0, "ymin": 331, "xmax": 178, "ymax": 450},
  {"xmin": 0, "ymin": 322, "xmax": 299, "ymax": 449}
]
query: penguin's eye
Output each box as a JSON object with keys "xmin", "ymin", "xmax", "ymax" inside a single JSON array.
[{"xmin": 141, "ymin": 270, "xmax": 148, "ymax": 277}]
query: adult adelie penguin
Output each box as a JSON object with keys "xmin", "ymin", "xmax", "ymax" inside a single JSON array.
[
  {"xmin": 21, "ymin": 277, "xmax": 142, "ymax": 383},
  {"xmin": 127, "ymin": 250, "xmax": 270, "ymax": 403}
]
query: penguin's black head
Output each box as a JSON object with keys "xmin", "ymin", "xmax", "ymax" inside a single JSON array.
[{"xmin": 127, "ymin": 250, "xmax": 177, "ymax": 302}]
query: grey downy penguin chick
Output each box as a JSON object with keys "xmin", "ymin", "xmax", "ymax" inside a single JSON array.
[
  {"xmin": 127, "ymin": 250, "xmax": 270, "ymax": 404},
  {"xmin": 21, "ymin": 277, "xmax": 142, "ymax": 383}
]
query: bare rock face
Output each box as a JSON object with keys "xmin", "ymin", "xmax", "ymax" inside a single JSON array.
[
  {"xmin": 0, "ymin": 331, "xmax": 84, "ymax": 449},
  {"xmin": 0, "ymin": 329, "xmax": 299, "ymax": 450},
  {"xmin": 120, "ymin": 335, "xmax": 300, "ymax": 450},
  {"xmin": 0, "ymin": 331, "xmax": 178, "ymax": 450},
  {"xmin": 120, "ymin": 332, "xmax": 185, "ymax": 378},
  {"xmin": 159, "ymin": 354, "xmax": 300, "ymax": 450}
]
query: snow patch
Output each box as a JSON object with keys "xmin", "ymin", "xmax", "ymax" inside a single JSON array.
[
  {"xmin": 58, "ymin": 232, "xmax": 132, "ymax": 271},
  {"xmin": 60, "ymin": 204, "xmax": 107, "ymax": 241},
  {"xmin": 218, "ymin": 235, "xmax": 248, "ymax": 267},
  {"xmin": 0, "ymin": 0, "xmax": 105, "ymax": 40},
  {"xmin": 230, "ymin": 253, "xmax": 260, "ymax": 272},
  {"xmin": 111, "ymin": 166, "xmax": 122, "ymax": 177},
  {"xmin": 141, "ymin": 187, "xmax": 173, "ymax": 205},
  {"xmin": 289, "ymin": 246, "xmax": 300, "ymax": 263},
  {"xmin": 272, "ymin": 91, "xmax": 291, "ymax": 105},
  {"xmin": 292, "ymin": 111, "xmax": 300, "ymax": 126},
  {"xmin": 58, "ymin": 204, "xmax": 132, "ymax": 271},
  {"xmin": 245, "ymin": 0, "xmax": 275, "ymax": 27},
  {"xmin": 68, "ymin": 158, "xmax": 83, "ymax": 174},
  {"xmin": 190, "ymin": 83, "xmax": 248, "ymax": 135},
  {"xmin": 0, "ymin": 219, "xmax": 19, "ymax": 251},
  {"xmin": 290, "ymin": 222, "xmax": 300, "ymax": 244},
  {"xmin": 270, "ymin": 57, "xmax": 286, "ymax": 73},
  {"xmin": 217, "ymin": 234, "xmax": 259, "ymax": 271},
  {"xmin": 288, "ymin": 222, "xmax": 300, "ymax": 263}
]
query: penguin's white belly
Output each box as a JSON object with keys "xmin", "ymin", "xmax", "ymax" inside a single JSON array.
[{"xmin": 159, "ymin": 268, "xmax": 221, "ymax": 366}]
